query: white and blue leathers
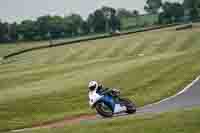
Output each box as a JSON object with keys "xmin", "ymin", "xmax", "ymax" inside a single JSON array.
[{"xmin": 89, "ymin": 87, "xmax": 127, "ymax": 113}]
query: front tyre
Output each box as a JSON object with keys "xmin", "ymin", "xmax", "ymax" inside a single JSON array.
[
  {"xmin": 95, "ymin": 102, "xmax": 113, "ymax": 117},
  {"xmin": 120, "ymin": 98, "xmax": 136, "ymax": 114}
]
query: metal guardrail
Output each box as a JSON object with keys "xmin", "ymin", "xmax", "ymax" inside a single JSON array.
[
  {"xmin": 176, "ymin": 23, "xmax": 193, "ymax": 30},
  {"xmin": 3, "ymin": 23, "xmax": 183, "ymax": 59}
]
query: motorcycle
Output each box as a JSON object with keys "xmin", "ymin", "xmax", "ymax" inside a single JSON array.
[{"xmin": 89, "ymin": 88, "xmax": 136, "ymax": 117}]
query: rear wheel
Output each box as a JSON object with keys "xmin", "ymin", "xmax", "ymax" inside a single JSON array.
[
  {"xmin": 95, "ymin": 102, "xmax": 113, "ymax": 117},
  {"xmin": 119, "ymin": 98, "xmax": 136, "ymax": 114}
]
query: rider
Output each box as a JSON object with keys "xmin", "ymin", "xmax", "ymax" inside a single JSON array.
[
  {"xmin": 88, "ymin": 80, "xmax": 120, "ymax": 112},
  {"xmin": 88, "ymin": 80, "xmax": 116, "ymax": 95}
]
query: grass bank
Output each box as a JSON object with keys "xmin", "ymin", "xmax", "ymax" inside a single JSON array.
[
  {"xmin": 0, "ymin": 27, "xmax": 200, "ymax": 131},
  {"xmin": 7, "ymin": 107, "xmax": 200, "ymax": 133}
]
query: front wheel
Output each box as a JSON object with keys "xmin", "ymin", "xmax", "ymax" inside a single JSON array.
[
  {"xmin": 95, "ymin": 102, "xmax": 113, "ymax": 117},
  {"xmin": 119, "ymin": 98, "xmax": 136, "ymax": 114}
]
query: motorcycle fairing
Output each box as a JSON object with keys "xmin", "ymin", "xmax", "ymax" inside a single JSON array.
[{"xmin": 89, "ymin": 90, "xmax": 103, "ymax": 107}]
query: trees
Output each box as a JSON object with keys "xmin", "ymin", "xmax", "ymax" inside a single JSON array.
[
  {"xmin": 36, "ymin": 15, "xmax": 52, "ymax": 39},
  {"xmin": 0, "ymin": 21, "xmax": 19, "ymax": 42},
  {"xmin": 64, "ymin": 14, "xmax": 84, "ymax": 36},
  {"xmin": 109, "ymin": 11, "xmax": 121, "ymax": 32},
  {"xmin": 0, "ymin": 6, "xmax": 118, "ymax": 43},
  {"xmin": 144, "ymin": 0, "xmax": 162, "ymax": 14},
  {"xmin": 101, "ymin": 6, "xmax": 120, "ymax": 33},
  {"xmin": 117, "ymin": 8, "xmax": 133, "ymax": 18},
  {"xmin": 0, "ymin": 21, "xmax": 8, "ymax": 42},
  {"xmin": 93, "ymin": 9, "xmax": 107, "ymax": 33},
  {"xmin": 2, "ymin": 2, "xmax": 200, "ymax": 43},
  {"xmin": 87, "ymin": 7, "xmax": 111, "ymax": 33},
  {"xmin": 48, "ymin": 16, "xmax": 65, "ymax": 38},
  {"xmin": 35, "ymin": 14, "xmax": 84, "ymax": 39},
  {"xmin": 17, "ymin": 20, "xmax": 39, "ymax": 40},
  {"xmin": 132, "ymin": 10, "xmax": 139, "ymax": 17},
  {"xmin": 159, "ymin": 2, "xmax": 184, "ymax": 24},
  {"xmin": 183, "ymin": 0, "xmax": 200, "ymax": 20},
  {"xmin": 81, "ymin": 21, "xmax": 90, "ymax": 34},
  {"xmin": 9, "ymin": 23, "xmax": 18, "ymax": 41},
  {"xmin": 87, "ymin": 14, "xmax": 95, "ymax": 33},
  {"xmin": 132, "ymin": 10, "xmax": 140, "ymax": 26}
]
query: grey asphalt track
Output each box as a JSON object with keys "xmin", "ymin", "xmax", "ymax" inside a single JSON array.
[
  {"xmin": 137, "ymin": 76, "xmax": 200, "ymax": 114},
  {"xmin": 10, "ymin": 76, "xmax": 200, "ymax": 132}
]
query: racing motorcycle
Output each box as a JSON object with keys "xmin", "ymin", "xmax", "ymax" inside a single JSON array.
[{"xmin": 89, "ymin": 88, "xmax": 136, "ymax": 117}]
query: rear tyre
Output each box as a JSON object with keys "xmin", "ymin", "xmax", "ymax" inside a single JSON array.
[
  {"xmin": 95, "ymin": 102, "xmax": 113, "ymax": 117},
  {"xmin": 119, "ymin": 98, "xmax": 136, "ymax": 114}
]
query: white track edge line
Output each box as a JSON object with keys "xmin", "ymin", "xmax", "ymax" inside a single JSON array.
[
  {"xmin": 10, "ymin": 75, "xmax": 200, "ymax": 132},
  {"xmin": 142, "ymin": 75, "xmax": 200, "ymax": 108}
]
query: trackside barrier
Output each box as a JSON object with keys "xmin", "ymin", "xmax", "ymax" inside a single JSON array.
[
  {"xmin": 3, "ymin": 23, "xmax": 184, "ymax": 59},
  {"xmin": 176, "ymin": 24, "xmax": 192, "ymax": 30}
]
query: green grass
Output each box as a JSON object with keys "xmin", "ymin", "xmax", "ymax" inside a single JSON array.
[
  {"xmin": 0, "ymin": 27, "xmax": 200, "ymax": 132},
  {"xmin": 0, "ymin": 14, "xmax": 158, "ymax": 58},
  {"xmin": 0, "ymin": 41, "xmax": 47, "ymax": 57},
  {"xmin": 0, "ymin": 33, "xmax": 108, "ymax": 57},
  {"xmin": 121, "ymin": 14, "xmax": 158, "ymax": 29},
  {"xmin": 8, "ymin": 107, "xmax": 200, "ymax": 133}
]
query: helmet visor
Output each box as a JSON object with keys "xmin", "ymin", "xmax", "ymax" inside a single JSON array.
[{"xmin": 89, "ymin": 86, "xmax": 96, "ymax": 91}]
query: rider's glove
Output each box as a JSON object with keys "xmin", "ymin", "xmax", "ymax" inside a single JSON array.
[
  {"xmin": 112, "ymin": 88, "xmax": 120, "ymax": 93},
  {"xmin": 111, "ymin": 88, "xmax": 120, "ymax": 96}
]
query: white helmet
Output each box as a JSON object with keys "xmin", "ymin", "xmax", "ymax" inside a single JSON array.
[{"xmin": 88, "ymin": 80, "xmax": 98, "ymax": 91}]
